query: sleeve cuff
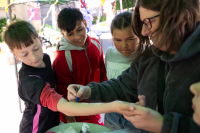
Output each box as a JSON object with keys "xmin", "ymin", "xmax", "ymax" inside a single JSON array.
[
  {"xmin": 53, "ymin": 95, "xmax": 63, "ymax": 111},
  {"xmin": 86, "ymin": 83, "xmax": 96, "ymax": 102},
  {"xmin": 161, "ymin": 114, "xmax": 173, "ymax": 133},
  {"xmin": 40, "ymin": 82, "xmax": 63, "ymax": 112}
]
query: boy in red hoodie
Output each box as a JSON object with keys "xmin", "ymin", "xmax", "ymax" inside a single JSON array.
[{"xmin": 53, "ymin": 8, "xmax": 107, "ymax": 125}]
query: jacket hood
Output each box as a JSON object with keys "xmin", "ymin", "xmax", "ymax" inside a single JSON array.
[
  {"xmin": 160, "ymin": 23, "xmax": 200, "ymax": 62},
  {"xmin": 57, "ymin": 35, "xmax": 88, "ymax": 51}
]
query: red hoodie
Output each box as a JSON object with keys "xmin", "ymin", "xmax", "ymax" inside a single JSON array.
[{"xmin": 52, "ymin": 35, "xmax": 107, "ymax": 125}]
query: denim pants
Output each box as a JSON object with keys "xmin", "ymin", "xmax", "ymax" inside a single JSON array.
[{"xmin": 104, "ymin": 113, "xmax": 141, "ymax": 133}]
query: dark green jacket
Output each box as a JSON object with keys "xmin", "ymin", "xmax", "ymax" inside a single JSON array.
[{"xmin": 87, "ymin": 23, "xmax": 200, "ymax": 133}]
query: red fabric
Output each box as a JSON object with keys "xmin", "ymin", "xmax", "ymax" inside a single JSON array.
[
  {"xmin": 53, "ymin": 36, "xmax": 106, "ymax": 125},
  {"xmin": 40, "ymin": 83, "xmax": 63, "ymax": 112}
]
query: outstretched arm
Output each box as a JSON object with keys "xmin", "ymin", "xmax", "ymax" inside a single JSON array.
[
  {"xmin": 57, "ymin": 98, "xmax": 135, "ymax": 117},
  {"xmin": 40, "ymin": 82, "xmax": 136, "ymax": 117}
]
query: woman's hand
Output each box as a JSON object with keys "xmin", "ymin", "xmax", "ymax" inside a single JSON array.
[
  {"xmin": 110, "ymin": 101, "xmax": 136, "ymax": 116},
  {"xmin": 123, "ymin": 105, "xmax": 163, "ymax": 133},
  {"xmin": 67, "ymin": 84, "xmax": 91, "ymax": 101}
]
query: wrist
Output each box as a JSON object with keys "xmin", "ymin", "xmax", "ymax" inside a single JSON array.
[
  {"xmin": 85, "ymin": 86, "xmax": 91, "ymax": 99},
  {"xmin": 109, "ymin": 101, "xmax": 118, "ymax": 113},
  {"xmin": 107, "ymin": 102, "xmax": 114, "ymax": 113},
  {"xmin": 155, "ymin": 116, "xmax": 163, "ymax": 133}
]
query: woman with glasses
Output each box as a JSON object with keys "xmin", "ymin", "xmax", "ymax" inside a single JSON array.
[{"xmin": 67, "ymin": 0, "xmax": 200, "ymax": 132}]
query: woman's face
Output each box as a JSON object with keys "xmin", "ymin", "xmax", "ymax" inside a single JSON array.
[
  {"xmin": 139, "ymin": 7, "xmax": 160, "ymax": 37},
  {"xmin": 139, "ymin": 7, "xmax": 169, "ymax": 52}
]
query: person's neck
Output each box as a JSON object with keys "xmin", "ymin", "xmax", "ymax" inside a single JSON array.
[
  {"xmin": 39, "ymin": 61, "xmax": 46, "ymax": 68},
  {"xmin": 81, "ymin": 43, "xmax": 87, "ymax": 48},
  {"xmin": 169, "ymin": 50, "xmax": 177, "ymax": 54}
]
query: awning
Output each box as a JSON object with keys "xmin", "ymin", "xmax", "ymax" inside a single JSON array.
[{"xmin": 12, "ymin": 0, "xmax": 76, "ymax": 4}]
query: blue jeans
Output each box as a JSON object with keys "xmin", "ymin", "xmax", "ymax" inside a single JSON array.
[{"xmin": 104, "ymin": 113, "xmax": 141, "ymax": 133}]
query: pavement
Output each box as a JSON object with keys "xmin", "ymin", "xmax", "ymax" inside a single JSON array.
[{"xmin": 0, "ymin": 53, "xmax": 23, "ymax": 132}]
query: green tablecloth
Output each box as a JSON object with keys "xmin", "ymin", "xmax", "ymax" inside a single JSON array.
[{"xmin": 46, "ymin": 122, "xmax": 112, "ymax": 133}]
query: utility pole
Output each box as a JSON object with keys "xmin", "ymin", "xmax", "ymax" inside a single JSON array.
[
  {"xmin": 7, "ymin": 0, "xmax": 22, "ymax": 113},
  {"xmin": 52, "ymin": 4, "xmax": 57, "ymax": 30},
  {"xmin": 7, "ymin": 0, "xmax": 12, "ymax": 23},
  {"xmin": 119, "ymin": 0, "xmax": 123, "ymax": 13}
]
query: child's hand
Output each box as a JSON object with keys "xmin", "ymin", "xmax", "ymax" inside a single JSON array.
[
  {"xmin": 110, "ymin": 101, "xmax": 136, "ymax": 116},
  {"xmin": 135, "ymin": 95, "xmax": 146, "ymax": 107},
  {"xmin": 190, "ymin": 82, "xmax": 200, "ymax": 125},
  {"xmin": 67, "ymin": 84, "xmax": 91, "ymax": 101}
]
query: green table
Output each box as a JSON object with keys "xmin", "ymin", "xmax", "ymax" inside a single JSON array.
[{"xmin": 46, "ymin": 122, "xmax": 112, "ymax": 133}]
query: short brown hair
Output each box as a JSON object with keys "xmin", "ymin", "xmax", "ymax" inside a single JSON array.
[
  {"xmin": 57, "ymin": 8, "xmax": 83, "ymax": 33},
  {"xmin": 132, "ymin": 0, "xmax": 199, "ymax": 58},
  {"xmin": 3, "ymin": 21, "xmax": 38, "ymax": 50}
]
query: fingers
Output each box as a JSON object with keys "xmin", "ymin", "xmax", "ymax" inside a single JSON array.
[
  {"xmin": 120, "ymin": 103, "xmax": 137, "ymax": 116},
  {"xmin": 67, "ymin": 84, "xmax": 82, "ymax": 101},
  {"xmin": 67, "ymin": 84, "xmax": 78, "ymax": 95},
  {"xmin": 138, "ymin": 95, "xmax": 146, "ymax": 107},
  {"xmin": 190, "ymin": 82, "xmax": 200, "ymax": 96},
  {"xmin": 122, "ymin": 105, "xmax": 151, "ymax": 119},
  {"xmin": 123, "ymin": 115, "xmax": 141, "ymax": 128},
  {"xmin": 121, "ymin": 101, "xmax": 136, "ymax": 110},
  {"xmin": 76, "ymin": 87, "xmax": 84, "ymax": 98},
  {"xmin": 135, "ymin": 102, "xmax": 140, "ymax": 106},
  {"xmin": 133, "ymin": 105, "xmax": 152, "ymax": 116},
  {"xmin": 123, "ymin": 114, "xmax": 134, "ymax": 121},
  {"xmin": 117, "ymin": 101, "xmax": 151, "ymax": 117},
  {"xmin": 68, "ymin": 91, "xmax": 76, "ymax": 101},
  {"xmin": 127, "ymin": 103, "xmax": 135, "ymax": 111}
]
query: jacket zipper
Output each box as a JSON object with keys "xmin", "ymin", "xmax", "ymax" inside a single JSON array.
[
  {"xmin": 163, "ymin": 69, "xmax": 170, "ymax": 112},
  {"xmin": 84, "ymin": 44, "xmax": 91, "ymax": 82}
]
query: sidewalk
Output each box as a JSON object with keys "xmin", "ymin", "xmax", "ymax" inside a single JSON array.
[{"xmin": 0, "ymin": 53, "xmax": 23, "ymax": 132}]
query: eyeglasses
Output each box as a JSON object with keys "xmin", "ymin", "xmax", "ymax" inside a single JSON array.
[{"xmin": 141, "ymin": 15, "xmax": 160, "ymax": 30}]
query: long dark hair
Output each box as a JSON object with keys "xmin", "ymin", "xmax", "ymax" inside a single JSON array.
[
  {"xmin": 111, "ymin": 11, "xmax": 132, "ymax": 35},
  {"xmin": 132, "ymin": 0, "xmax": 199, "ymax": 58}
]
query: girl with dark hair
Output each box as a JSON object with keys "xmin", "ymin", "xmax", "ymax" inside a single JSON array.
[
  {"xmin": 104, "ymin": 11, "xmax": 141, "ymax": 132},
  {"xmin": 67, "ymin": 0, "xmax": 200, "ymax": 132}
]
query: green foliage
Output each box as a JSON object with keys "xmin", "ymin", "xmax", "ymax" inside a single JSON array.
[
  {"xmin": 0, "ymin": 18, "xmax": 21, "ymax": 42},
  {"xmin": 92, "ymin": 16, "xmax": 98, "ymax": 24},
  {"xmin": 116, "ymin": 0, "xmax": 136, "ymax": 10},
  {"xmin": 0, "ymin": 18, "xmax": 7, "ymax": 42},
  {"xmin": 14, "ymin": 18, "xmax": 21, "ymax": 22},
  {"xmin": 45, "ymin": 24, "xmax": 60, "ymax": 32},
  {"xmin": 100, "ymin": 16, "xmax": 106, "ymax": 22},
  {"xmin": 92, "ymin": 16, "xmax": 106, "ymax": 24}
]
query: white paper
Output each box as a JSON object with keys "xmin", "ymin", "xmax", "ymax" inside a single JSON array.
[{"xmin": 62, "ymin": 126, "xmax": 77, "ymax": 133}]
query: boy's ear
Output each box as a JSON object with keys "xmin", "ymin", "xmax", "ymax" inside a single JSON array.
[
  {"xmin": 83, "ymin": 19, "xmax": 87, "ymax": 28},
  {"xmin": 10, "ymin": 50, "xmax": 18, "ymax": 58},
  {"xmin": 60, "ymin": 30, "xmax": 65, "ymax": 37},
  {"xmin": 38, "ymin": 37, "xmax": 42, "ymax": 45}
]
